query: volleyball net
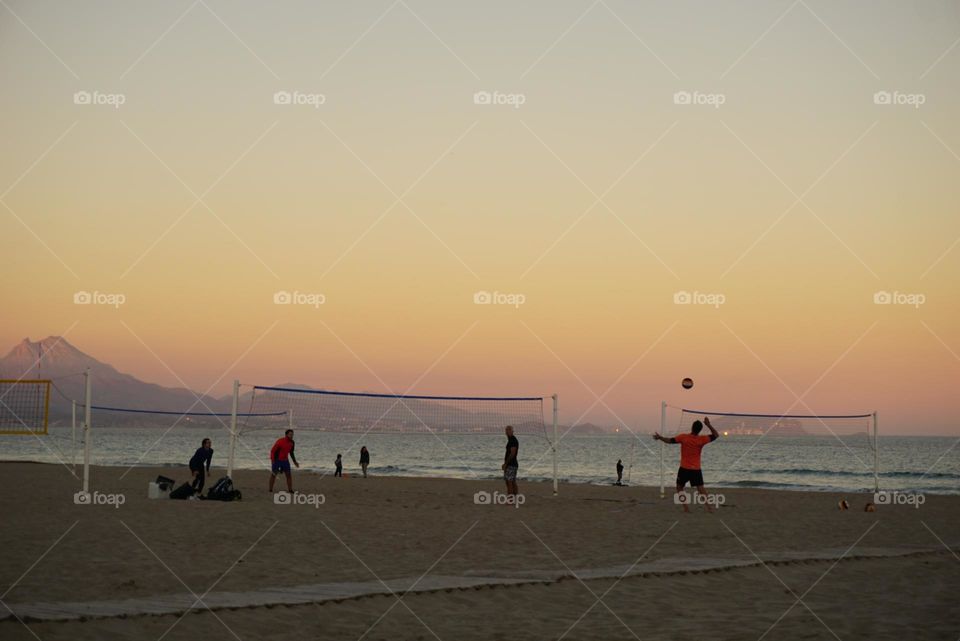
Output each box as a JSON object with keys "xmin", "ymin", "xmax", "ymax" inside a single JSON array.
[
  {"xmin": 659, "ymin": 402, "xmax": 878, "ymax": 496},
  {"xmin": 231, "ymin": 383, "xmax": 559, "ymax": 491}
]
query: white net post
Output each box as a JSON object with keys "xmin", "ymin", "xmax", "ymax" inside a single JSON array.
[
  {"xmin": 659, "ymin": 403, "xmax": 665, "ymax": 498},
  {"xmin": 71, "ymin": 399, "xmax": 77, "ymax": 472},
  {"xmin": 552, "ymin": 393, "xmax": 558, "ymax": 496},
  {"xmin": 873, "ymin": 411, "xmax": 879, "ymax": 493},
  {"xmin": 82, "ymin": 368, "xmax": 91, "ymax": 494},
  {"xmin": 227, "ymin": 379, "xmax": 239, "ymax": 478}
]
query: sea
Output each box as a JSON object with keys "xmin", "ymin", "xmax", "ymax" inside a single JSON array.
[{"xmin": 2, "ymin": 426, "xmax": 957, "ymax": 494}]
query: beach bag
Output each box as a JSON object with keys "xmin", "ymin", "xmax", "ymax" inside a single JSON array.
[
  {"xmin": 208, "ymin": 476, "xmax": 233, "ymax": 495},
  {"xmin": 207, "ymin": 477, "xmax": 241, "ymax": 501},
  {"xmin": 169, "ymin": 482, "xmax": 195, "ymax": 500},
  {"xmin": 155, "ymin": 475, "xmax": 175, "ymax": 491}
]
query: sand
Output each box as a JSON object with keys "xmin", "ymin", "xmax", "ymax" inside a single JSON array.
[{"xmin": 0, "ymin": 461, "xmax": 957, "ymax": 640}]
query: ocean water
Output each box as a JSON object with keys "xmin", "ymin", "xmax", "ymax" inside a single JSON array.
[{"xmin": 2, "ymin": 427, "xmax": 957, "ymax": 494}]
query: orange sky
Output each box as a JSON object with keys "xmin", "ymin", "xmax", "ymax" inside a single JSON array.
[{"xmin": 1, "ymin": 1, "xmax": 958, "ymax": 434}]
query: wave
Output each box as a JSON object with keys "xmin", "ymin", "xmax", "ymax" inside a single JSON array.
[
  {"xmin": 717, "ymin": 480, "xmax": 861, "ymax": 492},
  {"xmin": 738, "ymin": 467, "xmax": 960, "ymax": 480}
]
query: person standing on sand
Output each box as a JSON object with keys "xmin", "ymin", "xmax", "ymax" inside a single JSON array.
[
  {"xmin": 334, "ymin": 453, "xmax": 343, "ymax": 477},
  {"xmin": 359, "ymin": 446, "xmax": 370, "ymax": 478},
  {"xmin": 616, "ymin": 458, "xmax": 624, "ymax": 485},
  {"xmin": 189, "ymin": 438, "xmax": 213, "ymax": 493},
  {"xmin": 502, "ymin": 425, "xmax": 519, "ymax": 502},
  {"xmin": 268, "ymin": 429, "xmax": 300, "ymax": 493},
  {"xmin": 654, "ymin": 417, "xmax": 719, "ymax": 512}
]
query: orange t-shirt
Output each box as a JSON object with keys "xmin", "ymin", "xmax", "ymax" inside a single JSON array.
[{"xmin": 674, "ymin": 433, "xmax": 712, "ymax": 470}]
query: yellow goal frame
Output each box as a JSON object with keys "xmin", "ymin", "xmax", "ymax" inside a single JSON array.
[{"xmin": 0, "ymin": 379, "xmax": 51, "ymax": 435}]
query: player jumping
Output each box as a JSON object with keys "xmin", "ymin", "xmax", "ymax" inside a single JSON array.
[{"xmin": 654, "ymin": 417, "xmax": 719, "ymax": 512}]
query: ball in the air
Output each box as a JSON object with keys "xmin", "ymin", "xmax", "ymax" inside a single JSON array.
[{"xmin": 681, "ymin": 377, "xmax": 694, "ymax": 389}]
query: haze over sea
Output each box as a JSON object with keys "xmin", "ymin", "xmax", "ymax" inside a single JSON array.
[{"xmin": 6, "ymin": 427, "xmax": 957, "ymax": 494}]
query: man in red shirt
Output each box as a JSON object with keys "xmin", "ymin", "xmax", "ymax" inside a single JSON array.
[
  {"xmin": 269, "ymin": 429, "xmax": 300, "ymax": 493},
  {"xmin": 654, "ymin": 417, "xmax": 719, "ymax": 512}
]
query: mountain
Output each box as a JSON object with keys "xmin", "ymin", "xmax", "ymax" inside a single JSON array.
[
  {"xmin": 2, "ymin": 338, "xmax": 632, "ymax": 432},
  {"xmin": 0, "ymin": 337, "xmax": 228, "ymax": 422}
]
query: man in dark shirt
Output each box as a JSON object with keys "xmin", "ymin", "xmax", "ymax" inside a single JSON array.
[
  {"xmin": 189, "ymin": 438, "xmax": 213, "ymax": 493},
  {"xmin": 502, "ymin": 425, "xmax": 519, "ymax": 501},
  {"xmin": 616, "ymin": 459, "xmax": 624, "ymax": 485},
  {"xmin": 359, "ymin": 446, "xmax": 370, "ymax": 478}
]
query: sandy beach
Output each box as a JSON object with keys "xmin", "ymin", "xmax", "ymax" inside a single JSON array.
[{"xmin": 0, "ymin": 461, "xmax": 956, "ymax": 640}]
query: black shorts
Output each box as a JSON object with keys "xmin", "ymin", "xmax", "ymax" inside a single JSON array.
[{"xmin": 676, "ymin": 467, "xmax": 704, "ymax": 487}]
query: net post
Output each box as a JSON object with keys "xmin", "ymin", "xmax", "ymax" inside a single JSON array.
[
  {"xmin": 71, "ymin": 399, "xmax": 77, "ymax": 473},
  {"xmin": 659, "ymin": 401, "xmax": 666, "ymax": 499},
  {"xmin": 873, "ymin": 411, "xmax": 879, "ymax": 493},
  {"xmin": 551, "ymin": 394, "xmax": 559, "ymax": 496},
  {"xmin": 42, "ymin": 380, "xmax": 50, "ymax": 434},
  {"xmin": 83, "ymin": 368, "xmax": 91, "ymax": 495},
  {"xmin": 227, "ymin": 379, "xmax": 239, "ymax": 479}
]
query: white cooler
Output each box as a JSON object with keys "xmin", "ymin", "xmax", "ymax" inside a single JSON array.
[{"xmin": 148, "ymin": 481, "xmax": 170, "ymax": 499}]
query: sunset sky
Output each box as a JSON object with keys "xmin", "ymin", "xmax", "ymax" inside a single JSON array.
[{"xmin": 2, "ymin": 1, "xmax": 958, "ymax": 434}]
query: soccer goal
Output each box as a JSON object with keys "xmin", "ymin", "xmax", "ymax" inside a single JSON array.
[
  {"xmin": 659, "ymin": 402, "xmax": 878, "ymax": 497},
  {"xmin": 0, "ymin": 379, "xmax": 51, "ymax": 435},
  {"xmin": 228, "ymin": 381, "xmax": 560, "ymax": 493}
]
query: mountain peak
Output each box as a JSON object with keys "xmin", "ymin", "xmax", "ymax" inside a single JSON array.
[
  {"xmin": 7, "ymin": 336, "xmax": 83, "ymax": 362},
  {"xmin": 0, "ymin": 336, "xmax": 227, "ymax": 418}
]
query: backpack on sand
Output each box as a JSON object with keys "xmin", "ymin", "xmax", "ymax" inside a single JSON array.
[
  {"xmin": 207, "ymin": 476, "xmax": 242, "ymax": 502},
  {"xmin": 169, "ymin": 482, "xmax": 195, "ymax": 500}
]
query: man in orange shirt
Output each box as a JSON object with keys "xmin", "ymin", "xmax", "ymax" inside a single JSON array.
[{"xmin": 654, "ymin": 417, "xmax": 719, "ymax": 512}]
